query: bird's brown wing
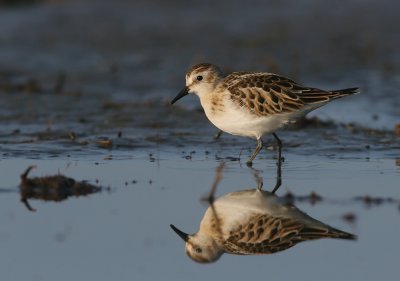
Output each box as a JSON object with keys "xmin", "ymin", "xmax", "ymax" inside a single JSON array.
[
  {"xmin": 224, "ymin": 73, "xmax": 340, "ymax": 117},
  {"xmin": 221, "ymin": 213, "xmax": 344, "ymax": 255}
]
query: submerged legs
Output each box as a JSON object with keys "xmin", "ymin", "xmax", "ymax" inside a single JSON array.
[
  {"xmin": 247, "ymin": 133, "xmax": 283, "ymax": 166},
  {"xmin": 272, "ymin": 133, "xmax": 282, "ymax": 163},
  {"xmin": 246, "ymin": 138, "xmax": 264, "ymax": 166},
  {"xmin": 271, "ymin": 133, "xmax": 282, "ymax": 194},
  {"xmin": 202, "ymin": 162, "xmax": 225, "ymax": 204},
  {"xmin": 213, "ymin": 130, "xmax": 223, "ymax": 140},
  {"xmin": 246, "ymin": 133, "xmax": 283, "ymax": 193}
]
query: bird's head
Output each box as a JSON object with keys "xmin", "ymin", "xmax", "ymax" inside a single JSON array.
[
  {"xmin": 170, "ymin": 224, "xmax": 223, "ymax": 263},
  {"xmin": 171, "ymin": 63, "xmax": 223, "ymax": 104}
]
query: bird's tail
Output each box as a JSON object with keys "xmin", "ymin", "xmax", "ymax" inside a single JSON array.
[
  {"xmin": 299, "ymin": 87, "xmax": 359, "ymax": 104},
  {"xmin": 327, "ymin": 227, "xmax": 357, "ymax": 240},
  {"xmin": 299, "ymin": 226, "xmax": 357, "ymax": 241},
  {"xmin": 329, "ymin": 87, "xmax": 360, "ymax": 100}
]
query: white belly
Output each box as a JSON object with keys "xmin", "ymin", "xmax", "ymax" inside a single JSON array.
[{"xmin": 203, "ymin": 103, "xmax": 293, "ymax": 139}]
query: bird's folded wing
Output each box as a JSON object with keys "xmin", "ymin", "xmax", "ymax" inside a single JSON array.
[{"xmin": 225, "ymin": 73, "xmax": 332, "ymax": 117}]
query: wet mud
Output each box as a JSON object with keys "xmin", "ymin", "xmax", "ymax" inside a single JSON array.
[{"xmin": 0, "ymin": 0, "xmax": 399, "ymax": 160}]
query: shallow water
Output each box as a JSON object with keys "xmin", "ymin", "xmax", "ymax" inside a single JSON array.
[
  {"xmin": 0, "ymin": 0, "xmax": 399, "ymax": 280},
  {"xmin": 0, "ymin": 155, "xmax": 399, "ymax": 281}
]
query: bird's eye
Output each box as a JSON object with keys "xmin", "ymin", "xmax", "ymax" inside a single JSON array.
[
  {"xmin": 195, "ymin": 248, "xmax": 202, "ymax": 253},
  {"xmin": 196, "ymin": 75, "xmax": 203, "ymax": 81}
]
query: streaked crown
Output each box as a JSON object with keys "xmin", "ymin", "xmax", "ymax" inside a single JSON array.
[{"xmin": 184, "ymin": 63, "xmax": 224, "ymax": 98}]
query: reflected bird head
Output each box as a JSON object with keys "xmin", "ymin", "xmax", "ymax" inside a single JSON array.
[{"xmin": 170, "ymin": 224, "xmax": 223, "ymax": 263}]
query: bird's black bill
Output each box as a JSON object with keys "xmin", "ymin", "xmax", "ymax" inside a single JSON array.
[
  {"xmin": 170, "ymin": 87, "xmax": 189, "ymax": 104},
  {"xmin": 170, "ymin": 224, "xmax": 189, "ymax": 242}
]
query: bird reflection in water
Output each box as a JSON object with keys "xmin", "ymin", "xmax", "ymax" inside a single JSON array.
[
  {"xmin": 170, "ymin": 164, "xmax": 356, "ymax": 263},
  {"xmin": 19, "ymin": 166, "xmax": 101, "ymax": 212}
]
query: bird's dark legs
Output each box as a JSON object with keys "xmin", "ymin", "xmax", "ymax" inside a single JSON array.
[
  {"xmin": 201, "ymin": 163, "xmax": 224, "ymax": 240},
  {"xmin": 247, "ymin": 138, "xmax": 263, "ymax": 166},
  {"xmin": 202, "ymin": 162, "xmax": 225, "ymax": 204},
  {"xmin": 271, "ymin": 157, "xmax": 282, "ymax": 194},
  {"xmin": 272, "ymin": 133, "xmax": 282, "ymax": 163},
  {"xmin": 247, "ymin": 165, "xmax": 263, "ymax": 191},
  {"xmin": 271, "ymin": 133, "xmax": 282, "ymax": 194},
  {"xmin": 245, "ymin": 133, "xmax": 283, "ymax": 193},
  {"xmin": 214, "ymin": 130, "xmax": 223, "ymax": 140}
]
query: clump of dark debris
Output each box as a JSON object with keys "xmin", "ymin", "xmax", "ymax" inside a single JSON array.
[
  {"xmin": 281, "ymin": 190, "xmax": 400, "ymax": 214},
  {"xmin": 342, "ymin": 212, "xmax": 357, "ymax": 224},
  {"xmin": 292, "ymin": 116, "xmax": 337, "ymax": 129},
  {"xmin": 19, "ymin": 166, "xmax": 102, "ymax": 212},
  {"xmin": 292, "ymin": 116, "xmax": 397, "ymax": 138},
  {"xmin": 283, "ymin": 191, "xmax": 323, "ymax": 205},
  {"xmin": 354, "ymin": 195, "xmax": 397, "ymax": 208}
]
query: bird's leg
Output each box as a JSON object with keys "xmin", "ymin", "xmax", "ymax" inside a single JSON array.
[
  {"xmin": 271, "ymin": 157, "xmax": 282, "ymax": 194},
  {"xmin": 255, "ymin": 170, "xmax": 264, "ymax": 191},
  {"xmin": 247, "ymin": 138, "xmax": 263, "ymax": 166},
  {"xmin": 247, "ymin": 165, "xmax": 264, "ymax": 190},
  {"xmin": 213, "ymin": 130, "xmax": 223, "ymax": 140},
  {"xmin": 201, "ymin": 162, "xmax": 225, "ymax": 241},
  {"xmin": 271, "ymin": 133, "xmax": 282, "ymax": 194},
  {"xmin": 202, "ymin": 162, "xmax": 225, "ymax": 204},
  {"xmin": 272, "ymin": 133, "xmax": 282, "ymax": 162}
]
